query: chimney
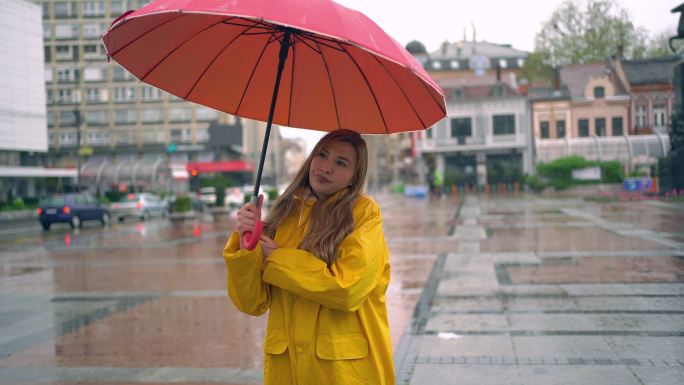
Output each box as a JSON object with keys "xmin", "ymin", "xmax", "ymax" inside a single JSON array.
[{"xmin": 553, "ymin": 67, "xmax": 561, "ymax": 91}]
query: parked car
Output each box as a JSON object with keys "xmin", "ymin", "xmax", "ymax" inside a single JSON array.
[
  {"xmin": 111, "ymin": 193, "xmax": 169, "ymax": 222},
  {"xmin": 199, "ymin": 187, "xmax": 217, "ymax": 206},
  {"xmin": 38, "ymin": 193, "xmax": 110, "ymax": 230}
]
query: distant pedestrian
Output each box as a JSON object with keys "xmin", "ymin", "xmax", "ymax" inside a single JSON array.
[
  {"xmin": 224, "ymin": 129, "xmax": 394, "ymax": 384},
  {"xmin": 433, "ymin": 169, "xmax": 444, "ymax": 197}
]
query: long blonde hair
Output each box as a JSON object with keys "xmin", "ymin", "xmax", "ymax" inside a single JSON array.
[{"xmin": 264, "ymin": 129, "xmax": 368, "ymax": 265}]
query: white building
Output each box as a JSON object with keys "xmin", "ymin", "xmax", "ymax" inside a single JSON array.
[{"xmin": 0, "ymin": 0, "xmax": 75, "ymax": 201}]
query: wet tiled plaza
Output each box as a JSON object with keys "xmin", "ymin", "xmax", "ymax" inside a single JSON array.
[{"xmin": 0, "ymin": 193, "xmax": 682, "ymax": 384}]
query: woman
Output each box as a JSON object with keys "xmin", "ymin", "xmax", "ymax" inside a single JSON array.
[{"xmin": 223, "ymin": 129, "xmax": 394, "ymax": 385}]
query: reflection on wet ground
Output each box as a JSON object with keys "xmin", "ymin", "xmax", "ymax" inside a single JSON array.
[{"xmin": 2, "ymin": 193, "xmax": 682, "ymax": 384}]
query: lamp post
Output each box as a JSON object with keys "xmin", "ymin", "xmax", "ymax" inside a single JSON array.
[{"xmin": 74, "ymin": 108, "xmax": 82, "ymax": 192}]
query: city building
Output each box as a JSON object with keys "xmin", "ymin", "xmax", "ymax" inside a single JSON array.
[
  {"xmin": 0, "ymin": 0, "xmax": 76, "ymax": 202},
  {"xmin": 37, "ymin": 0, "xmax": 282, "ymax": 194},
  {"xmin": 414, "ymin": 39, "xmax": 533, "ymax": 190}
]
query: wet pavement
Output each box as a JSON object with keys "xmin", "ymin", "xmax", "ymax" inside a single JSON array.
[{"xmin": 0, "ymin": 193, "xmax": 683, "ymax": 384}]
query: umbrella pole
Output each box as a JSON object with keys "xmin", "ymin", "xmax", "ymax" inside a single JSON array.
[
  {"xmin": 251, "ymin": 29, "xmax": 292, "ymax": 204},
  {"xmin": 241, "ymin": 30, "xmax": 291, "ymax": 250}
]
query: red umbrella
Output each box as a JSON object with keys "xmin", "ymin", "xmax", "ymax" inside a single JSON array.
[{"xmin": 103, "ymin": 0, "xmax": 446, "ymax": 248}]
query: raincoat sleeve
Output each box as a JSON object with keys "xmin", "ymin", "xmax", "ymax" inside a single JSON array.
[
  {"xmin": 262, "ymin": 199, "xmax": 386, "ymax": 312},
  {"xmin": 223, "ymin": 232, "xmax": 271, "ymax": 316}
]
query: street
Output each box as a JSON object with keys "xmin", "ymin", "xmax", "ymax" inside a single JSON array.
[{"xmin": 0, "ymin": 193, "xmax": 683, "ymax": 385}]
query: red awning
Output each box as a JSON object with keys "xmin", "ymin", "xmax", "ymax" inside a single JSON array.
[{"xmin": 187, "ymin": 160, "xmax": 254, "ymax": 174}]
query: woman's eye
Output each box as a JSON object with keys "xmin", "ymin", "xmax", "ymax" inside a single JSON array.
[
  {"xmin": 336, "ymin": 160, "xmax": 347, "ymax": 167},
  {"xmin": 318, "ymin": 151, "xmax": 328, "ymax": 159}
]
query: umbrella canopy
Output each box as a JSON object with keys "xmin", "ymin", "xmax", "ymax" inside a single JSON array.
[{"xmin": 102, "ymin": 0, "xmax": 446, "ymax": 134}]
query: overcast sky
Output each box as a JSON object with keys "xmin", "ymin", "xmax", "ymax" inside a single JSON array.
[{"xmin": 280, "ymin": 0, "xmax": 680, "ymax": 150}]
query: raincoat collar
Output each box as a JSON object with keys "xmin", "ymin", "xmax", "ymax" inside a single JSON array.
[{"xmin": 293, "ymin": 185, "xmax": 348, "ymax": 207}]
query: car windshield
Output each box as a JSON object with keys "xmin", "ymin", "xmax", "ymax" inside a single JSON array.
[
  {"xmin": 40, "ymin": 196, "xmax": 66, "ymax": 206},
  {"xmin": 120, "ymin": 194, "xmax": 141, "ymax": 202}
]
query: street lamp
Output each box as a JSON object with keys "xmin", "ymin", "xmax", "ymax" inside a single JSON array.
[{"xmin": 74, "ymin": 108, "xmax": 81, "ymax": 192}]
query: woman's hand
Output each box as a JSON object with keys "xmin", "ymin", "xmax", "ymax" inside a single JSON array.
[
  {"xmin": 259, "ymin": 234, "xmax": 279, "ymax": 258},
  {"xmin": 237, "ymin": 202, "xmax": 260, "ymax": 249}
]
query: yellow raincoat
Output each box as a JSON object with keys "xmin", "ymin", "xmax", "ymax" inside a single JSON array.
[{"xmin": 223, "ymin": 192, "xmax": 394, "ymax": 385}]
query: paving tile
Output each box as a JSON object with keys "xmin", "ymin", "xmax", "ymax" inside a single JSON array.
[
  {"xmin": 604, "ymin": 337, "xmax": 684, "ymax": 358},
  {"xmin": 511, "ymin": 336, "xmax": 618, "ymax": 358},
  {"xmin": 410, "ymin": 364, "xmax": 523, "ymax": 385},
  {"xmin": 425, "ymin": 314, "xmax": 508, "ymax": 332},
  {"xmin": 518, "ymin": 365, "xmax": 642, "ymax": 385},
  {"xmin": 623, "ymin": 366, "xmax": 684, "ymax": 385},
  {"xmin": 418, "ymin": 335, "xmax": 515, "ymax": 357}
]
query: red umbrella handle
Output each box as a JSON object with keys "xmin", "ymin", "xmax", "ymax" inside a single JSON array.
[{"xmin": 241, "ymin": 194, "xmax": 264, "ymax": 250}]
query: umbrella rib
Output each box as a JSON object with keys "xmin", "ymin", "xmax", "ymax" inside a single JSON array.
[
  {"xmin": 295, "ymin": 35, "xmax": 322, "ymax": 54},
  {"xmin": 315, "ymin": 39, "xmax": 341, "ymax": 129},
  {"xmin": 235, "ymin": 31, "xmax": 281, "ymax": 116},
  {"xmin": 139, "ymin": 18, "xmax": 231, "ymax": 82},
  {"xmin": 300, "ymin": 34, "xmax": 345, "ymax": 53},
  {"xmin": 108, "ymin": 13, "xmax": 186, "ymax": 58},
  {"xmin": 339, "ymin": 44, "xmax": 389, "ymax": 134},
  {"xmin": 287, "ymin": 34, "xmax": 296, "ymax": 127},
  {"xmin": 373, "ymin": 56, "xmax": 428, "ymax": 129},
  {"xmin": 184, "ymin": 20, "xmax": 258, "ymax": 100}
]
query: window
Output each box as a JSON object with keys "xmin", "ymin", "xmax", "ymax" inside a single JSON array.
[
  {"xmin": 425, "ymin": 127, "xmax": 433, "ymax": 139},
  {"xmin": 87, "ymin": 132, "xmax": 101, "ymax": 144},
  {"xmin": 540, "ymin": 121, "xmax": 550, "ymax": 138},
  {"xmin": 498, "ymin": 58, "xmax": 507, "ymax": 69},
  {"xmin": 556, "ymin": 120, "xmax": 566, "ymax": 138},
  {"xmin": 59, "ymin": 111, "xmax": 77, "ymax": 125},
  {"xmin": 451, "ymin": 117, "xmax": 472, "ymax": 139},
  {"xmin": 612, "ymin": 117, "xmax": 623, "ymax": 136},
  {"xmin": 636, "ymin": 105, "xmax": 647, "ymax": 128},
  {"xmin": 450, "ymin": 60, "xmax": 459, "ymax": 69},
  {"xmin": 55, "ymin": 45, "xmax": 71, "ymax": 60},
  {"xmin": 84, "ymin": 67, "xmax": 105, "ymax": 82},
  {"xmin": 431, "ymin": 61, "xmax": 442, "ymax": 70},
  {"xmin": 86, "ymin": 110, "xmax": 108, "ymax": 125},
  {"xmin": 114, "ymin": 109, "xmax": 137, "ymax": 124},
  {"xmin": 141, "ymin": 108, "xmax": 162, "ymax": 123},
  {"xmin": 578, "ymin": 119, "xmax": 589, "ymax": 137},
  {"xmin": 54, "ymin": 2, "xmax": 77, "ymax": 18},
  {"xmin": 594, "ymin": 86, "xmax": 605, "ymax": 98},
  {"xmin": 83, "ymin": 44, "xmax": 99, "ymax": 58},
  {"xmin": 56, "ymin": 67, "xmax": 78, "ymax": 82},
  {"xmin": 141, "ymin": 86, "xmax": 162, "ymax": 101},
  {"xmin": 57, "ymin": 89, "xmax": 80, "ymax": 104},
  {"xmin": 82, "ymin": 23, "xmax": 101, "ymax": 38},
  {"xmin": 45, "ymin": 68, "xmax": 53, "ymax": 83},
  {"xmin": 595, "ymin": 118, "xmax": 606, "ymax": 136},
  {"xmin": 517, "ymin": 58, "xmax": 524, "ymax": 68},
  {"xmin": 54, "ymin": 23, "xmax": 78, "ymax": 39},
  {"xmin": 170, "ymin": 128, "xmax": 183, "ymax": 141},
  {"xmin": 653, "ymin": 104, "xmax": 666, "ymax": 129},
  {"xmin": 169, "ymin": 107, "xmax": 192, "ymax": 122},
  {"xmin": 46, "ymin": 90, "xmax": 54, "ymax": 104},
  {"xmin": 47, "ymin": 111, "xmax": 55, "ymax": 127},
  {"xmin": 196, "ymin": 107, "xmax": 219, "ymax": 121},
  {"xmin": 492, "ymin": 114, "xmax": 515, "ymax": 135},
  {"xmin": 112, "ymin": 66, "xmax": 132, "ymax": 81},
  {"xmin": 82, "ymin": 1, "xmax": 105, "ymax": 17},
  {"xmin": 43, "ymin": 25, "xmax": 52, "ymax": 39},
  {"xmin": 453, "ymin": 88, "xmax": 464, "ymax": 99},
  {"xmin": 42, "ymin": 2, "xmax": 50, "ymax": 18},
  {"xmin": 113, "ymin": 87, "xmax": 135, "ymax": 102},
  {"xmin": 110, "ymin": 1, "xmax": 128, "ymax": 16}
]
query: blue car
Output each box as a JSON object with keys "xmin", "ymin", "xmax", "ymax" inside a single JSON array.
[{"xmin": 38, "ymin": 193, "xmax": 111, "ymax": 231}]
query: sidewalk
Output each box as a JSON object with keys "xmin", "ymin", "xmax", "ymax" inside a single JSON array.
[{"xmin": 394, "ymin": 194, "xmax": 684, "ymax": 385}]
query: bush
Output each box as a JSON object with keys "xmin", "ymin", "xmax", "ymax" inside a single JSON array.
[
  {"xmin": 266, "ymin": 187, "xmax": 279, "ymax": 202},
  {"xmin": 536, "ymin": 156, "xmax": 624, "ymax": 190},
  {"xmin": 173, "ymin": 195, "xmax": 192, "ymax": 212},
  {"xmin": 105, "ymin": 190, "xmax": 125, "ymax": 203},
  {"xmin": 525, "ymin": 174, "xmax": 546, "ymax": 192},
  {"xmin": 11, "ymin": 198, "xmax": 26, "ymax": 210}
]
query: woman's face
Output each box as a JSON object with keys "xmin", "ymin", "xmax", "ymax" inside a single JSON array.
[{"xmin": 309, "ymin": 140, "xmax": 357, "ymax": 199}]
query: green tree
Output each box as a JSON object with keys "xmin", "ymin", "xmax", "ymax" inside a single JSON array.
[
  {"xmin": 521, "ymin": 51, "xmax": 555, "ymax": 84},
  {"xmin": 535, "ymin": 0, "xmax": 649, "ymax": 66},
  {"xmin": 645, "ymin": 27, "xmax": 684, "ymax": 57}
]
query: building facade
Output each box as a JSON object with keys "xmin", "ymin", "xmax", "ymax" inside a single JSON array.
[
  {"xmin": 0, "ymin": 0, "xmax": 76, "ymax": 201},
  {"xmin": 37, "ymin": 0, "xmax": 281, "ymax": 194}
]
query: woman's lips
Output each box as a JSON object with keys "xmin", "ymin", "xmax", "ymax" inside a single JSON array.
[{"xmin": 314, "ymin": 174, "xmax": 331, "ymax": 183}]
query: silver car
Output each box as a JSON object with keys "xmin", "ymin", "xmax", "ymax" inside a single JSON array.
[{"xmin": 112, "ymin": 193, "xmax": 169, "ymax": 222}]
